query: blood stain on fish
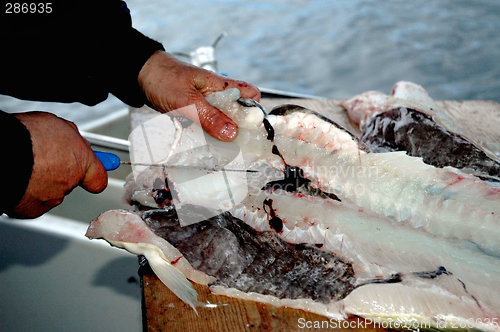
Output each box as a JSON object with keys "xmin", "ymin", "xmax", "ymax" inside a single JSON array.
[
  {"xmin": 263, "ymin": 198, "xmax": 284, "ymax": 233},
  {"xmin": 263, "ymin": 118, "xmax": 275, "ymax": 141},
  {"xmin": 171, "ymin": 256, "xmax": 182, "ymax": 265},
  {"xmin": 413, "ymin": 266, "xmax": 449, "ymax": 279}
]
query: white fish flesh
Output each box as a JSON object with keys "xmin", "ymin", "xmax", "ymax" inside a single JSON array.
[
  {"xmin": 87, "ymin": 88, "xmax": 500, "ymax": 331},
  {"xmin": 265, "ymin": 103, "xmax": 500, "ymax": 257}
]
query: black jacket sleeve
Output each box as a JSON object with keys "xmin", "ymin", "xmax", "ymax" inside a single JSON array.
[
  {"xmin": 0, "ymin": 0, "xmax": 164, "ymax": 107},
  {"xmin": 0, "ymin": 1, "xmax": 164, "ymax": 215},
  {"xmin": 0, "ymin": 111, "xmax": 34, "ymax": 216}
]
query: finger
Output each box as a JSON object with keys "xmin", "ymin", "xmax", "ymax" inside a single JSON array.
[
  {"xmin": 199, "ymin": 74, "xmax": 261, "ymax": 102},
  {"xmin": 195, "ymin": 97, "xmax": 238, "ymax": 142},
  {"xmin": 65, "ymin": 119, "xmax": 79, "ymax": 131},
  {"xmin": 232, "ymin": 80, "xmax": 261, "ymax": 101},
  {"xmin": 80, "ymin": 149, "xmax": 108, "ymax": 193}
]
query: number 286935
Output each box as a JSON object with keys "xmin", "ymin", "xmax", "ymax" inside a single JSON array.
[{"xmin": 5, "ymin": 3, "xmax": 52, "ymax": 14}]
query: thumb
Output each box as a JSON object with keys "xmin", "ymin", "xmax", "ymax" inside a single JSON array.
[
  {"xmin": 80, "ymin": 149, "xmax": 108, "ymax": 193},
  {"xmin": 195, "ymin": 99, "xmax": 238, "ymax": 142}
]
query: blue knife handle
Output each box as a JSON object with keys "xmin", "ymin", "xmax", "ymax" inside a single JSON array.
[{"xmin": 94, "ymin": 151, "xmax": 121, "ymax": 171}]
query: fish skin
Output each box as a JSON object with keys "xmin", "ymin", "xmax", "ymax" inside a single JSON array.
[
  {"xmin": 141, "ymin": 205, "xmax": 356, "ymax": 303},
  {"xmin": 341, "ymin": 81, "xmax": 449, "ymax": 131},
  {"xmin": 362, "ymin": 107, "xmax": 500, "ymax": 180},
  {"xmin": 341, "ymin": 81, "xmax": 500, "ymax": 180}
]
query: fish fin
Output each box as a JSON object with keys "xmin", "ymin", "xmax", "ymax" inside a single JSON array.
[
  {"xmin": 145, "ymin": 249, "xmax": 198, "ymax": 313},
  {"xmin": 110, "ymin": 240, "xmax": 199, "ymax": 313}
]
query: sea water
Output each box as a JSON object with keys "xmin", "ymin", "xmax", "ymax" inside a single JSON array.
[{"xmin": 1, "ymin": 0, "xmax": 499, "ymax": 125}]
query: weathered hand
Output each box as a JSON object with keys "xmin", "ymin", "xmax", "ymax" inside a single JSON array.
[
  {"xmin": 138, "ymin": 51, "xmax": 261, "ymax": 141},
  {"xmin": 11, "ymin": 112, "xmax": 108, "ymax": 219}
]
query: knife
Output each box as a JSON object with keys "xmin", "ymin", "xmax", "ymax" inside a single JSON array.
[{"xmin": 93, "ymin": 151, "xmax": 257, "ymax": 173}]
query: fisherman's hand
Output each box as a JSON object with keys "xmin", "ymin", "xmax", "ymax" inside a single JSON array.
[
  {"xmin": 10, "ymin": 112, "xmax": 108, "ymax": 219},
  {"xmin": 138, "ymin": 50, "xmax": 261, "ymax": 141}
]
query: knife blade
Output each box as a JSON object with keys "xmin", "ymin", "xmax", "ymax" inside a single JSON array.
[{"xmin": 94, "ymin": 151, "xmax": 257, "ymax": 173}]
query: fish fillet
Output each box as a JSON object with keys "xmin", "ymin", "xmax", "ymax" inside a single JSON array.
[{"xmin": 87, "ymin": 88, "xmax": 500, "ymax": 331}]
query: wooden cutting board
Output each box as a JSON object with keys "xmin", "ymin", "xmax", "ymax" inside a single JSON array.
[
  {"xmin": 139, "ymin": 260, "xmax": 391, "ymax": 332},
  {"xmin": 132, "ymin": 97, "xmax": 500, "ymax": 332}
]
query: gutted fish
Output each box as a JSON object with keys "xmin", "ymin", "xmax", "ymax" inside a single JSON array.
[
  {"xmin": 341, "ymin": 81, "xmax": 500, "ymax": 180},
  {"xmin": 87, "ymin": 88, "xmax": 500, "ymax": 331}
]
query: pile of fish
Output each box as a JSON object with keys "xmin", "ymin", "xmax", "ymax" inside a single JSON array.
[{"xmin": 86, "ymin": 82, "xmax": 500, "ymax": 331}]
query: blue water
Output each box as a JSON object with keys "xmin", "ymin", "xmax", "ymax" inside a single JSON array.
[{"xmin": 2, "ymin": 0, "xmax": 500, "ymax": 125}]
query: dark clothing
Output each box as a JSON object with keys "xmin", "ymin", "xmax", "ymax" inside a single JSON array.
[
  {"xmin": 0, "ymin": 112, "xmax": 33, "ymax": 215},
  {"xmin": 0, "ymin": 0, "xmax": 164, "ymax": 215}
]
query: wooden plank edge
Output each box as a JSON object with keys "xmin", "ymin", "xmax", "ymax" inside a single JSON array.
[{"xmin": 139, "ymin": 258, "xmax": 393, "ymax": 332}]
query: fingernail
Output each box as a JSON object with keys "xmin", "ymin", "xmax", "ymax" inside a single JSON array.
[{"xmin": 220, "ymin": 122, "xmax": 238, "ymax": 141}]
